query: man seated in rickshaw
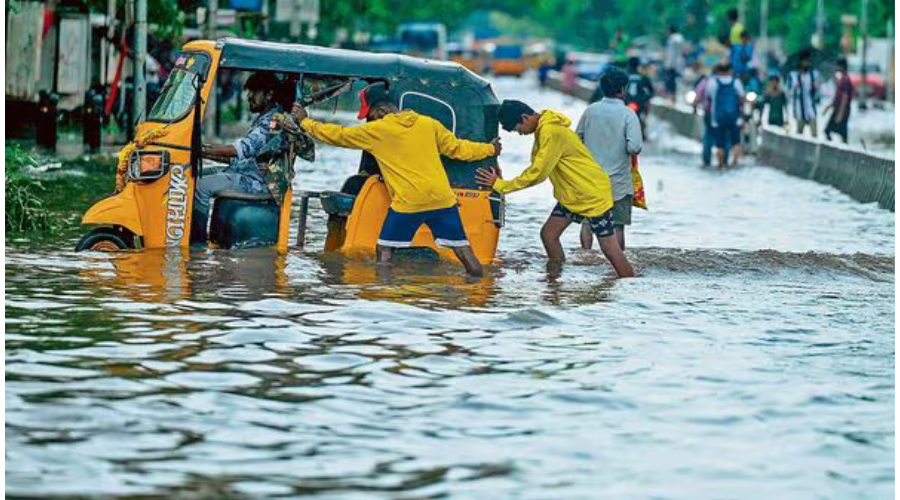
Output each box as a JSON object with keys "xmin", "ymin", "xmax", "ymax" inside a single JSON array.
[
  {"xmin": 193, "ymin": 71, "xmax": 287, "ymax": 241},
  {"xmin": 285, "ymin": 83, "xmax": 501, "ymax": 277}
]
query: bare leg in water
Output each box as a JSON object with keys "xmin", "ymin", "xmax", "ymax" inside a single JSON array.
[
  {"xmin": 580, "ymin": 221, "xmax": 593, "ymax": 249},
  {"xmin": 376, "ymin": 244, "xmax": 483, "ymax": 277},
  {"xmin": 450, "ymin": 245, "xmax": 483, "ymax": 277},
  {"xmin": 614, "ymin": 226, "xmax": 626, "ymax": 250},
  {"xmin": 597, "ymin": 234, "xmax": 635, "ymax": 277},
  {"xmin": 540, "ymin": 215, "xmax": 572, "ymax": 263}
]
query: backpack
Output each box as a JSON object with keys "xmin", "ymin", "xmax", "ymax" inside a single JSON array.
[
  {"xmin": 714, "ymin": 77, "xmax": 740, "ymax": 125},
  {"xmin": 625, "ymin": 74, "xmax": 650, "ymax": 104}
]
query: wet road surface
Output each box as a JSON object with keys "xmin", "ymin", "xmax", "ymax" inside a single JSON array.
[{"xmin": 6, "ymin": 76, "xmax": 894, "ymax": 499}]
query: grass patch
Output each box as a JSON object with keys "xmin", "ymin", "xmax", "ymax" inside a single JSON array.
[
  {"xmin": 6, "ymin": 145, "xmax": 58, "ymax": 233},
  {"xmin": 6, "ymin": 144, "xmax": 118, "ymax": 239}
]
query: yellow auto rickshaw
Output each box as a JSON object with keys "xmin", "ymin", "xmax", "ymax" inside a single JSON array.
[{"xmin": 77, "ymin": 38, "xmax": 505, "ymax": 265}]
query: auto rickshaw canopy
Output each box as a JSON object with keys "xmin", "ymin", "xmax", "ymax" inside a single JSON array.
[{"xmin": 216, "ymin": 38, "xmax": 501, "ymax": 188}]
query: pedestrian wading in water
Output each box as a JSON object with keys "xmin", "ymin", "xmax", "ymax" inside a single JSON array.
[
  {"xmin": 282, "ymin": 83, "xmax": 501, "ymax": 277},
  {"xmin": 476, "ymin": 100, "xmax": 635, "ymax": 278}
]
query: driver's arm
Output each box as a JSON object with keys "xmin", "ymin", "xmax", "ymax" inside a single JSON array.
[{"xmin": 201, "ymin": 144, "xmax": 237, "ymax": 163}]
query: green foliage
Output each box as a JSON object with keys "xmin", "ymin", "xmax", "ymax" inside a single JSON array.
[
  {"xmin": 313, "ymin": 0, "xmax": 893, "ymax": 56},
  {"xmin": 5, "ymin": 146, "xmax": 58, "ymax": 234}
]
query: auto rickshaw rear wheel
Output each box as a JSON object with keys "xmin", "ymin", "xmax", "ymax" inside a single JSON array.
[{"xmin": 75, "ymin": 228, "xmax": 134, "ymax": 252}]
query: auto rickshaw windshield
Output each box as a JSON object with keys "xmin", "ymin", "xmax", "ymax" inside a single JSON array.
[{"xmin": 148, "ymin": 52, "xmax": 211, "ymax": 122}]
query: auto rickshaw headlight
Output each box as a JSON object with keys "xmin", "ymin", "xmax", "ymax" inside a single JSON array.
[{"xmin": 128, "ymin": 150, "xmax": 170, "ymax": 181}]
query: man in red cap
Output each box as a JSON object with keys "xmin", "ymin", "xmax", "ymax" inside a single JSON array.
[{"xmin": 287, "ymin": 83, "xmax": 501, "ymax": 277}]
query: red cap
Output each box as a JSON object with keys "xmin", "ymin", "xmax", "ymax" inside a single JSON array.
[
  {"xmin": 357, "ymin": 88, "xmax": 370, "ymax": 119},
  {"xmin": 357, "ymin": 83, "xmax": 390, "ymax": 120}
]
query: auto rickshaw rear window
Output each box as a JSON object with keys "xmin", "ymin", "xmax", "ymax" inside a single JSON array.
[{"xmin": 147, "ymin": 52, "xmax": 211, "ymax": 123}]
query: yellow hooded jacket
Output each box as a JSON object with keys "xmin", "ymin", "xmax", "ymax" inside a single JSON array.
[
  {"xmin": 301, "ymin": 111, "xmax": 496, "ymax": 213},
  {"xmin": 493, "ymin": 110, "xmax": 614, "ymax": 217}
]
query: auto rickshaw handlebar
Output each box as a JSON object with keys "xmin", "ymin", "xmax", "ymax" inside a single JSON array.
[{"xmin": 299, "ymin": 79, "xmax": 356, "ymax": 108}]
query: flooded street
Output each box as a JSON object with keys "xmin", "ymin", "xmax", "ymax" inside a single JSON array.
[{"xmin": 6, "ymin": 77, "xmax": 895, "ymax": 499}]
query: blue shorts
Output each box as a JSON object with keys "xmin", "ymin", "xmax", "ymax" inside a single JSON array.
[
  {"xmin": 713, "ymin": 123, "xmax": 741, "ymax": 149},
  {"xmin": 551, "ymin": 203, "xmax": 615, "ymax": 238},
  {"xmin": 378, "ymin": 205, "xmax": 469, "ymax": 248}
]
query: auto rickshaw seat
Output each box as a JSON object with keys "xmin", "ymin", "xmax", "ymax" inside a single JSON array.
[
  {"xmin": 213, "ymin": 190, "xmax": 276, "ymax": 203},
  {"xmin": 319, "ymin": 191, "xmax": 356, "ymax": 216},
  {"xmin": 209, "ymin": 191, "xmax": 279, "ymax": 249}
]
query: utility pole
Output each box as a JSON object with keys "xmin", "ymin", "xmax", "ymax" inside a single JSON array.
[
  {"xmin": 738, "ymin": 0, "xmax": 746, "ymax": 24},
  {"xmin": 815, "ymin": 0, "xmax": 825, "ymax": 49},
  {"xmin": 205, "ymin": 0, "xmax": 218, "ymax": 140},
  {"xmin": 887, "ymin": 20, "xmax": 894, "ymax": 103},
  {"xmin": 290, "ymin": 0, "xmax": 301, "ymax": 40},
  {"xmin": 760, "ymin": 0, "xmax": 769, "ymax": 74},
  {"xmin": 858, "ymin": 0, "xmax": 869, "ymax": 109},
  {"xmin": 133, "ymin": 0, "xmax": 147, "ymax": 125}
]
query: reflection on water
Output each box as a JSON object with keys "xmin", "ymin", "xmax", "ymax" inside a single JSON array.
[{"xmin": 5, "ymin": 78, "xmax": 895, "ymax": 499}]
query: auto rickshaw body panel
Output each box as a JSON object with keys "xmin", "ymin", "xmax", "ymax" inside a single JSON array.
[{"xmin": 341, "ymin": 177, "xmax": 499, "ymax": 265}]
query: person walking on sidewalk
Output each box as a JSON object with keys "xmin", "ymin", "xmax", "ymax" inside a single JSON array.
[
  {"xmin": 575, "ymin": 68, "xmax": 643, "ymax": 252},
  {"xmin": 788, "ymin": 49, "xmax": 820, "ymax": 137},
  {"xmin": 824, "ymin": 58, "xmax": 853, "ymax": 144},
  {"xmin": 756, "ymin": 73, "xmax": 788, "ymax": 130}
]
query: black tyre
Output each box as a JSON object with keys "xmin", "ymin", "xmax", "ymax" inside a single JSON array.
[{"xmin": 75, "ymin": 228, "xmax": 133, "ymax": 252}]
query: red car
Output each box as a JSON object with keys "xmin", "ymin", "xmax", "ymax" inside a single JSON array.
[{"xmin": 848, "ymin": 63, "xmax": 886, "ymax": 101}]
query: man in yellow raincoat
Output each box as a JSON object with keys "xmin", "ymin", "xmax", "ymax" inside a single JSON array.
[
  {"xmin": 289, "ymin": 83, "xmax": 501, "ymax": 277},
  {"xmin": 476, "ymin": 100, "xmax": 635, "ymax": 278}
]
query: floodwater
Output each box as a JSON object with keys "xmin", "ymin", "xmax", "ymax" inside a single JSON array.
[{"xmin": 6, "ymin": 77, "xmax": 895, "ymax": 499}]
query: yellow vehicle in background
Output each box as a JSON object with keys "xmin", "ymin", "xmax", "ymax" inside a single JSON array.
[
  {"xmin": 76, "ymin": 38, "xmax": 506, "ymax": 266},
  {"xmin": 491, "ymin": 44, "xmax": 526, "ymax": 77},
  {"xmin": 448, "ymin": 43, "xmax": 485, "ymax": 74}
]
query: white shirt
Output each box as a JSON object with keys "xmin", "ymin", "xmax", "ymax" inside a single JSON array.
[
  {"xmin": 666, "ymin": 33, "xmax": 685, "ymax": 72},
  {"xmin": 788, "ymin": 70, "xmax": 819, "ymax": 121}
]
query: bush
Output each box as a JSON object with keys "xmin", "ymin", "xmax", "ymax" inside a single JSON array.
[{"xmin": 6, "ymin": 145, "xmax": 58, "ymax": 233}]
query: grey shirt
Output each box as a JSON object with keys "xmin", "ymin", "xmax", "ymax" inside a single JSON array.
[{"xmin": 575, "ymin": 97, "xmax": 643, "ymax": 201}]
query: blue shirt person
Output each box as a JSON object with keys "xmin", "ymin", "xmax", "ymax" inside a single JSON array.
[{"xmin": 193, "ymin": 71, "xmax": 287, "ymax": 242}]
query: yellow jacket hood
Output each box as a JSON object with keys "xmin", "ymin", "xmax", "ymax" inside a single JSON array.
[
  {"xmin": 384, "ymin": 110, "xmax": 420, "ymax": 128},
  {"xmin": 537, "ymin": 109, "xmax": 572, "ymax": 129}
]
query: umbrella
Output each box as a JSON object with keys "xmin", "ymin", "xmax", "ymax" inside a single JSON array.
[{"xmin": 780, "ymin": 47, "xmax": 838, "ymax": 76}]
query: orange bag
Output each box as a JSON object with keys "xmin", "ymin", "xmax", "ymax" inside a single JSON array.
[{"xmin": 631, "ymin": 154, "xmax": 648, "ymax": 210}]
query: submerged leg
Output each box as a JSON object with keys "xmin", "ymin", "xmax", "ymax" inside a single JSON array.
[
  {"xmin": 598, "ymin": 234, "xmax": 635, "ymax": 278},
  {"xmin": 376, "ymin": 244, "xmax": 394, "ymax": 263},
  {"xmin": 615, "ymin": 226, "xmax": 626, "ymax": 251},
  {"xmin": 580, "ymin": 220, "xmax": 594, "ymax": 249},
  {"xmin": 451, "ymin": 246, "xmax": 484, "ymax": 277},
  {"xmin": 540, "ymin": 215, "xmax": 572, "ymax": 262}
]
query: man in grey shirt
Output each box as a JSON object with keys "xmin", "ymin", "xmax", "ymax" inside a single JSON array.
[{"xmin": 575, "ymin": 67, "xmax": 643, "ymax": 251}]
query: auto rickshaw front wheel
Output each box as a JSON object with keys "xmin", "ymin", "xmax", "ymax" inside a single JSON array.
[{"xmin": 75, "ymin": 228, "xmax": 135, "ymax": 252}]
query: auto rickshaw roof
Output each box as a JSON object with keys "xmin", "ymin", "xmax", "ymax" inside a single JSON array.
[{"xmin": 217, "ymin": 38, "xmax": 491, "ymax": 91}]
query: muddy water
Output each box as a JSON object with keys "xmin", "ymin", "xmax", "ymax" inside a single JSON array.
[{"xmin": 6, "ymin": 77, "xmax": 894, "ymax": 499}]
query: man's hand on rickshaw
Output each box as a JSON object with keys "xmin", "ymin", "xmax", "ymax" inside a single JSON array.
[
  {"xmin": 291, "ymin": 102, "xmax": 308, "ymax": 122},
  {"xmin": 490, "ymin": 137, "xmax": 502, "ymax": 156},
  {"xmin": 475, "ymin": 167, "xmax": 499, "ymax": 188}
]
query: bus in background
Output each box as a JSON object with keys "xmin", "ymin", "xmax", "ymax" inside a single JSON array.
[
  {"xmin": 491, "ymin": 44, "xmax": 526, "ymax": 78},
  {"xmin": 397, "ymin": 22, "xmax": 447, "ymax": 60}
]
